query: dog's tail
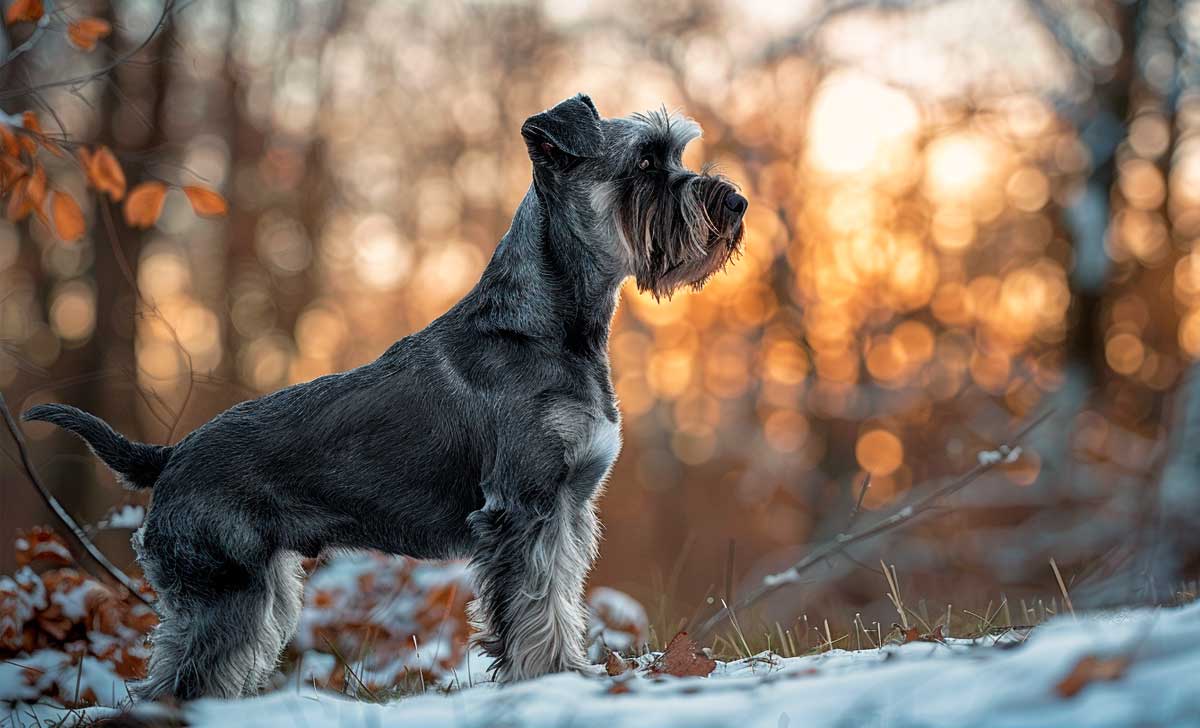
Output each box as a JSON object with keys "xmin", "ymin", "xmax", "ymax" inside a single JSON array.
[{"xmin": 22, "ymin": 404, "xmax": 173, "ymax": 490}]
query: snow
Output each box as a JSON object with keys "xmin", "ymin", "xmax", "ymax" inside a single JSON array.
[
  {"xmin": 0, "ymin": 649, "xmax": 130, "ymax": 707},
  {"xmin": 8, "ymin": 601, "xmax": 1199, "ymax": 727},
  {"xmin": 978, "ymin": 445, "xmax": 1022, "ymax": 465},
  {"xmin": 586, "ymin": 586, "xmax": 649, "ymax": 660},
  {"xmin": 99, "ymin": 504, "xmax": 146, "ymax": 530}
]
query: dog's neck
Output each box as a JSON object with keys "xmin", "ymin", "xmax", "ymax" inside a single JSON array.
[{"xmin": 463, "ymin": 184, "xmax": 624, "ymax": 356}]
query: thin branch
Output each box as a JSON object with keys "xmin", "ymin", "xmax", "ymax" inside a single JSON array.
[
  {"xmin": 0, "ymin": 1, "xmax": 54, "ymax": 69},
  {"xmin": 694, "ymin": 409, "xmax": 1056, "ymax": 640},
  {"xmin": 0, "ymin": 0, "xmax": 175, "ymax": 101},
  {"xmin": 845, "ymin": 473, "xmax": 872, "ymax": 529},
  {"xmin": 0, "ymin": 392, "xmax": 152, "ymax": 607}
]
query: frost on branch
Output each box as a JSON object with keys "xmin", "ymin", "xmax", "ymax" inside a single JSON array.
[{"xmin": 977, "ymin": 445, "xmax": 1022, "ymax": 466}]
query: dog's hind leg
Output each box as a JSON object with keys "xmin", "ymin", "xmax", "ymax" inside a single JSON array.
[
  {"xmin": 266, "ymin": 551, "xmax": 305, "ymax": 662},
  {"xmin": 131, "ymin": 521, "xmax": 290, "ymax": 701}
]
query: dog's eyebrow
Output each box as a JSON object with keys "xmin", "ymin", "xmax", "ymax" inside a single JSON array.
[{"xmin": 630, "ymin": 109, "xmax": 702, "ymax": 151}]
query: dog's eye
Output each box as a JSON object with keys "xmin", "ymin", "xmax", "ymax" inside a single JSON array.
[{"xmin": 638, "ymin": 157, "xmax": 653, "ymax": 171}]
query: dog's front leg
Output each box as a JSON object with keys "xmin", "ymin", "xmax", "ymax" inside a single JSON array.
[{"xmin": 466, "ymin": 490, "xmax": 599, "ymax": 682}]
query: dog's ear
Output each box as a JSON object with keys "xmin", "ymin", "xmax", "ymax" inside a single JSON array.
[{"xmin": 522, "ymin": 94, "xmax": 603, "ymax": 166}]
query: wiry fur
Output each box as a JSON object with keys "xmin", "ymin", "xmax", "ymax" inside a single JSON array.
[{"xmin": 22, "ymin": 93, "xmax": 745, "ymax": 699}]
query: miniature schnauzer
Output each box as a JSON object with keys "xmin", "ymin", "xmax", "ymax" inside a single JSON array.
[{"xmin": 24, "ymin": 94, "xmax": 746, "ymax": 701}]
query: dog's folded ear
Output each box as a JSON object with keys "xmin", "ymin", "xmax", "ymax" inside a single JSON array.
[{"xmin": 522, "ymin": 93, "xmax": 603, "ymax": 165}]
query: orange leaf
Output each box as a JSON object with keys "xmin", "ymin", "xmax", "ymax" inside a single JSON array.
[
  {"xmin": 124, "ymin": 181, "xmax": 166, "ymax": 228},
  {"xmin": 67, "ymin": 17, "xmax": 111, "ymax": 51},
  {"xmin": 51, "ymin": 190, "xmax": 85, "ymax": 242},
  {"xmin": 0, "ymin": 125, "xmax": 18, "ymax": 157},
  {"xmin": 4, "ymin": 0, "xmax": 42, "ymax": 24},
  {"xmin": 87, "ymin": 146, "xmax": 126, "ymax": 201},
  {"xmin": 21, "ymin": 111, "xmax": 41, "ymax": 136},
  {"xmin": 1055, "ymin": 654, "xmax": 1130, "ymax": 698},
  {"xmin": 183, "ymin": 185, "xmax": 228, "ymax": 217},
  {"xmin": 0, "ymin": 156, "xmax": 24, "ymax": 194},
  {"xmin": 15, "ymin": 526, "xmax": 74, "ymax": 567}
]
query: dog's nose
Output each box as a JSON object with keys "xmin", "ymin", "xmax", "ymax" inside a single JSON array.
[{"xmin": 723, "ymin": 192, "xmax": 747, "ymax": 216}]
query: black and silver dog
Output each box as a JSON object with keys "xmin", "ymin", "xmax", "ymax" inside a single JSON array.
[{"xmin": 24, "ymin": 94, "xmax": 746, "ymax": 700}]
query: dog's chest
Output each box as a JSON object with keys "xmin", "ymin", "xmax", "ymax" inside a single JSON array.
[{"xmin": 545, "ymin": 376, "xmax": 622, "ymax": 486}]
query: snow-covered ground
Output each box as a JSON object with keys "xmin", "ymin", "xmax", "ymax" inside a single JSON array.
[{"xmin": 7, "ymin": 600, "xmax": 1198, "ymax": 727}]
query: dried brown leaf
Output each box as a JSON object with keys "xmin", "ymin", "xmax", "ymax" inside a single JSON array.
[
  {"xmin": 87, "ymin": 146, "xmax": 126, "ymax": 201},
  {"xmin": 183, "ymin": 185, "xmax": 228, "ymax": 217},
  {"xmin": 15, "ymin": 526, "xmax": 74, "ymax": 566},
  {"xmin": 0, "ymin": 155, "xmax": 24, "ymax": 195},
  {"xmin": 605, "ymin": 650, "xmax": 629, "ymax": 676},
  {"xmin": 1055, "ymin": 654, "xmax": 1130, "ymax": 698},
  {"xmin": 649, "ymin": 631, "xmax": 716, "ymax": 678},
  {"xmin": 0, "ymin": 125, "xmax": 18, "ymax": 157},
  {"xmin": 607, "ymin": 679, "xmax": 632, "ymax": 695},
  {"xmin": 123, "ymin": 181, "xmax": 166, "ymax": 228},
  {"xmin": 51, "ymin": 190, "xmax": 85, "ymax": 242},
  {"xmin": 66, "ymin": 17, "xmax": 111, "ymax": 51},
  {"xmin": 21, "ymin": 111, "xmax": 41, "ymax": 136},
  {"xmin": 5, "ymin": 0, "xmax": 42, "ymax": 25}
]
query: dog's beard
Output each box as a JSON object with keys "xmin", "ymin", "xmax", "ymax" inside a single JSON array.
[{"xmin": 617, "ymin": 170, "xmax": 744, "ymax": 299}]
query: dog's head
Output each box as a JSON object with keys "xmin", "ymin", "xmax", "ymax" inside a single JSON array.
[{"xmin": 521, "ymin": 94, "xmax": 746, "ymax": 298}]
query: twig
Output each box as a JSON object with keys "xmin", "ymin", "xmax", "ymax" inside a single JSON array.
[
  {"xmin": 0, "ymin": 0, "xmax": 54, "ymax": 69},
  {"xmin": 0, "ymin": 393, "xmax": 152, "ymax": 607},
  {"xmin": 694, "ymin": 409, "xmax": 1056, "ymax": 640},
  {"xmin": 846, "ymin": 473, "xmax": 871, "ymax": 529},
  {"xmin": 1050, "ymin": 557, "xmax": 1076, "ymax": 619},
  {"xmin": 0, "ymin": 0, "xmax": 177, "ymax": 101}
]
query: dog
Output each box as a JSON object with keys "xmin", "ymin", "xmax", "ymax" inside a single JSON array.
[{"xmin": 23, "ymin": 93, "xmax": 746, "ymax": 700}]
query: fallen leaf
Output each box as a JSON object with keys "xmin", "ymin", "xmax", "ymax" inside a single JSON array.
[
  {"xmin": 903, "ymin": 626, "xmax": 920, "ymax": 644},
  {"xmin": 607, "ymin": 679, "xmax": 632, "ymax": 695},
  {"xmin": 649, "ymin": 632, "xmax": 716, "ymax": 678},
  {"xmin": 182, "ymin": 185, "xmax": 228, "ymax": 217},
  {"xmin": 1055, "ymin": 654, "xmax": 1129, "ymax": 698},
  {"xmin": 51, "ymin": 190, "xmax": 85, "ymax": 242},
  {"xmin": 15, "ymin": 526, "xmax": 73, "ymax": 566},
  {"xmin": 605, "ymin": 650, "xmax": 629, "ymax": 676},
  {"xmin": 4, "ymin": 0, "xmax": 42, "ymax": 25},
  {"xmin": 86, "ymin": 146, "xmax": 126, "ymax": 201},
  {"xmin": 66, "ymin": 17, "xmax": 111, "ymax": 51},
  {"xmin": 123, "ymin": 181, "xmax": 166, "ymax": 228}
]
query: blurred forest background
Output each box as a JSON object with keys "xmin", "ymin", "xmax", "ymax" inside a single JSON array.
[{"xmin": 4, "ymin": 0, "xmax": 1200, "ymax": 644}]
